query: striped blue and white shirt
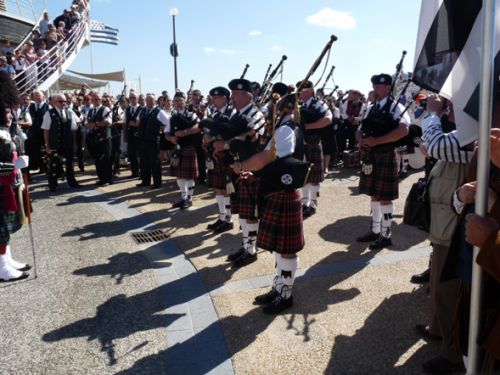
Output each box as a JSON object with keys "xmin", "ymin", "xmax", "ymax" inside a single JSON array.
[{"xmin": 421, "ymin": 113, "xmax": 474, "ymax": 164}]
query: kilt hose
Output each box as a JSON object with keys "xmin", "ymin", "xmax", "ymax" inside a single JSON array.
[
  {"xmin": 0, "ymin": 211, "xmax": 21, "ymax": 245},
  {"xmin": 207, "ymin": 159, "xmax": 229, "ymax": 190},
  {"xmin": 305, "ymin": 142, "xmax": 324, "ymax": 184},
  {"xmin": 257, "ymin": 190, "xmax": 304, "ymax": 254},
  {"xmin": 172, "ymin": 146, "xmax": 199, "ymax": 180},
  {"xmin": 236, "ymin": 175, "xmax": 260, "ymax": 220},
  {"xmin": 359, "ymin": 149, "xmax": 399, "ymax": 201}
]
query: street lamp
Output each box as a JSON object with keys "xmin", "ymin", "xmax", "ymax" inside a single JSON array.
[{"xmin": 169, "ymin": 7, "xmax": 179, "ymax": 90}]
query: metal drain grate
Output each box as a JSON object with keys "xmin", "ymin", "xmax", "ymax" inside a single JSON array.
[{"xmin": 130, "ymin": 230, "xmax": 170, "ymax": 244}]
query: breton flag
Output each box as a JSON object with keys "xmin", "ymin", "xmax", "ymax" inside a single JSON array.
[
  {"xmin": 90, "ymin": 20, "xmax": 119, "ymax": 46},
  {"xmin": 413, "ymin": 0, "xmax": 500, "ymax": 147}
]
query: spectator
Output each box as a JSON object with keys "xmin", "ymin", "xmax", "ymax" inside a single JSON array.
[
  {"xmin": 1, "ymin": 40, "xmax": 13, "ymax": 56},
  {"xmin": 12, "ymin": 50, "xmax": 27, "ymax": 85},
  {"xmin": 31, "ymin": 29, "xmax": 44, "ymax": 51},
  {"xmin": 44, "ymin": 24, "xmax": 59, "ymax": 50},
  {"xmin": 0, "ymin": 56, "xmax": 15, "ymax": 79},
  {"xmin": 53, "ymin": 10, "xmax": 70, "ymax": 31},
  {"xmin": 39, "ymin": 11, "xmax": 51, "ymax": 37}
]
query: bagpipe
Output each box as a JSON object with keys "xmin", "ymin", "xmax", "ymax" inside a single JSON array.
[
  {"xmin": 257, "ymin": 55, "xmax": 288, "ymax": 106},
  {"xmin": 170, "ymin": 111, "xmax": 198, "ymax": 148}
]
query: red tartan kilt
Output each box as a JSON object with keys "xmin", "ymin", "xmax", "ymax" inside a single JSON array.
[
  {"xmin": 358, "ymin": 150, "xmax": 398, "ymax": 200},
  {"xmin": 305, "ymin": 142, "xmax": 324, "ymax": 183},
  {"xmin": 257, "ymin": 190, "xmax": 304, "ymax": 254},
  {"xmin": 207, "ymin": 160, "xmax": 229, "ymax": 190},
  {"xmin": 236, "ymin": 176, "xmax": 260, "ymax": 220},
  {"xmin": 172, "ymin": 147, "xmax": 199, "ymax": 179}
]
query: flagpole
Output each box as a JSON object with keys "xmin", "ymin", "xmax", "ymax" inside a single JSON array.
[
  {"xmin": 90, "ymin": 40, "xmax": 94, "ymax": 74},
  {"xmin": 468, "ymin": 0, "xmax": 495, "ymax": 372}
]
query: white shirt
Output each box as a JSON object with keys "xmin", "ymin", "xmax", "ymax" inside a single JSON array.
[
  {"xmin": 265, "ymin": 115, "xmax": 296, "ymax": 157},
  {"xmin": 41, "ymin": 108, "xmax": 78, "ymax": 131}
]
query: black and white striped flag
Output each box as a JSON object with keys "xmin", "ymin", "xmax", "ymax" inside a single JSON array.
[
  {"xmin": 90, "ymin": 20, "xmax": 119, "ymax": 46},
  {"xmin": 413, "ymin": 0, "xmax": 500, "ymax": 147}
]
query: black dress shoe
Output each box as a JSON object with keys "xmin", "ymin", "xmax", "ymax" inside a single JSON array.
[
  {"xmin": 69, "ymin": 183, "xmax": 82, "ymax": 189},
  {"xmin": 136, "ymin": 182, "xmax": 150, "ymax": 187},
  {"xmin": 172, "ymin": 200, "xmax": 184, "ymax": 208},
  {"xmin": 369, "ymin": 235, "xmax": 392, "ymax": 250},
  {"xmin": 303, "ymin": 206, "xmax": 316, "ymax": 218},
  {"xmin": 411, "ymin": 268, "xmax": 431, "ymax": 284},
  {"xmin": 0, "ymin": 271, "xmax": 29, "ymax": 282},
  {"xmin": 213, "ymin": 221, "xmax": 234, "ymax": 234},
  {"xmin": 356, "ymin": 230, "xmax": 379, "ymax": 242},
  {"xmin": 150, "ymin": 184, "xmax": 161, "ymax": 190},
  {"xmin": 254, "ymin": 288, "xmax": 279, "ymax": 305},
  {"xmin": 263, "ymin": 295, "xmax": 293, "ymax": 314},
  {"xmin": 232, "ymin": 251, "xmax": 257, "ymax": 267},
  {"xmin": 422, "ymin": 356, "xmax": 465, "ymax": 374},
  {"xmin": 415, "ymin": 324, "xmax": 441, "ymax": 341},
  {"xmin": 17, "ymin": 264, "xmax": 32, "ymax": 272},
  {"xmin": 180, "ymin": 200, "xmax": 192, "ymax": 210},
  {"xmin": 226, "ymin": 247, "xmax": 245, "ymax": 262},
  {"xmin": 130, "ymin": 173, "xmax": 139, "ymax": 179},
  {"xmin": 207, "ymin": 219, "xmax": 223, "ymax": 230}
]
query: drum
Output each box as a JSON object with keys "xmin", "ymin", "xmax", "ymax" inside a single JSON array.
[
  {"xmin": 408, "ymin": 148, "xmax": 426, "ymax": 169},
  {"xmin": 343, "ymin": 150, "xmax": 360, "ymax": 168}
]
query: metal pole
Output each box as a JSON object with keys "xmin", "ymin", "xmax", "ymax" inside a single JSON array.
[
  {"xmin": 467, "ymin": 0, "xmax": 495, "ymax": 373},
  {"xmin": 172, "ymin": 15, "xmax": 178, "ymax": 90}
]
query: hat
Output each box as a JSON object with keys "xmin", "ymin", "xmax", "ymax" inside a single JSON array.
[
  {"xmin": 33, "ymin": 29, "xmax": 40, "ymax": 35},
  {"xmin": 0, "ymin": 56, "xmax": 6, "ymax": 62},
  {"xmin": 174, "ymin": 91, "xmax": 186, "ymax": 99},
  {"xmin": 209, "ymin": 86, "xmax": 230, "ymax": 98},
  {"xmin": 228, "ymin": 78, "xmax": 253, "ymax": 93},
  {"xmin": 192, "ymin": 89, "xmax": 202, "ymax": 96},
  {"xmin": 296, "ymin": 80, "xmax": 313, "ymax": 91},
  {"xmin": 271, "ymin": 82, "xmax": 290, "ymax": 97},
  {"xmin": 371, "ymin": 73, "xmax": 392, "ymax": 86}
]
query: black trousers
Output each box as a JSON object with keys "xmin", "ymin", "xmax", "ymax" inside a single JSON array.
[
  {"xmin": 337, "ymin": 124, "xmax": 357, "ymax": 156},
  {"xmin": 94, "ymin": 139, "xmax": 112, "ymax": 184},
  {"xmin": 139, "ymin": 140, "xmax": 161, "ymax": 187},
  {"xmin": 110, "ymin": 134, "xmax": 121, "ymax": 174},
  {"xmin": 26, "ymin": 136, "xmax": 44, "ymax": 172},
  {"xmin": 75, "ymin": 126, "xmax": 84, "ymax": 171},
  {"xmin": 127, "ymin": 133, "xmax": 140, "ymax": 177},
  {"xmin": 48, "ymin": 149, "xmax": 77, "ymax": 190},
  {"xmin": 194, "ymin": 135, "xmax": 206, "ymax": 181}
]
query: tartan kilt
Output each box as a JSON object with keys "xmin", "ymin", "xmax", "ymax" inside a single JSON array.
[
  {"xmin": 305, "ymin": 142, "xmax": 324, "ymax": 184},
  {"xmin": 171, "ymin": 146, "xmax": 199, "ymax": 179},
  {"xmin": 236, "ymin": 175, "xmax": 260, "ymax": 220},
  {"xmin": 359, "ymin": 150, "xmax": 399, "ymax": 200},
  {"xmin": 0, "ymin": 211, "xmax": 21, "ymax": 245},
  {"xmin": 257, "ymin": 190, "xmax": 304, "ymax": 254},
  {"xmin": 207, "ymin": 159, "xmax": 229, "ymax": 190}
]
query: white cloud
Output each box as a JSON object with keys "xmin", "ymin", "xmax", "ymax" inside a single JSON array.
[
  {"xmin": 270, "ymin": 45, "xmax": 282, "ymax": 51},
  {"xmin": 220, "ymin": 49, "xmax": 236, "ymax": 54},
  {"xmin": 203, "ymin": 47, "xmax": 215, "ymax": 53},
  {"xmin": 248, "ymin": 30, "xmax": 262, "ymax": 37},
  {"xmin": 306, "ymin": 8, "xmax": 356, "ymax": 29}
]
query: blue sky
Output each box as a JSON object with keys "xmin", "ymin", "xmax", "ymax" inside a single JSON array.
[{"xmin": 47, "ymin": 0, "xmax": 421, "ymax": 97}]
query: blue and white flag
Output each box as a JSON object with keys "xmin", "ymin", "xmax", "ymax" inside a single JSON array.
[{"xmin": 90, "ymin": 20, "xmax": 119, "ymax": 46}]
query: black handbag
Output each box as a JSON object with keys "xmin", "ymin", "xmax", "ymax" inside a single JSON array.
[{"xmin": 403, "ymin": 177, "xmax": 431, "ymax": 232}]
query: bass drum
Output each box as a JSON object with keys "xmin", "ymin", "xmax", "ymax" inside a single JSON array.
[{"xmin": 408, "ymin": 148, "xmax": 426, "ymax": 169}]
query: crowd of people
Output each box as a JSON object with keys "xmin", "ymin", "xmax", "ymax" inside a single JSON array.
[
  {"xmin": 0, "ymin": 1, "xmax": 88, "ymax": 92},
  {"xmin": 0, "ymin": 60, "xmax": 499, "ymax": 372}
]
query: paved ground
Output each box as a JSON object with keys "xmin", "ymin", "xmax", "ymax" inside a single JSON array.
[{"xmin": 0, "ymin": 164, "xmax": 445, "ymax": 375}]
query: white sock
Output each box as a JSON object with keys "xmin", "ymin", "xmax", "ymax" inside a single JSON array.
[
  {"xmin": 223, "ymin": 196, "xmax": 232, "ymax": 223},
  {"xmin": 402, "ymin": 156, "xmax": 409, "ymax": 173},
  {"xmin": 0, "ymin": 253, "xmax": 23, "ymax": 280},
  {"xmin": 301, "ymin": 184, "xmax": 311, "ymax": 207},
  {"xmin": 371, "ymin": 201, "xmax": 382, "ymax": 234},
  {"xmin": 5, "ymin": 245, "xmax": 26, "ymax": 270},
  {"xmin": 215, "ymin": 195, "xmax": 225, "ymax": 220},
  {"xmin": 310, "ymin": 184, "xmax": 320, "ymax": 208},
  {"xmin": 380, "ymin": 203, "xmax": 394, "ymax": 238},
  {"xmin": 274, "ymin": 253, "xmax": 283, "ymax": 292},
  {"xmin": 185, "ymin": 179, "xmax": 195, "ymax": 202},
  {"xmin": 240, "ymin": 218, "xmax": 248, "ymax": 249},
  {"xmin": 246, "ymin": 222, "xmax": 258, "ymax": 255},
  {"xmin": 278, "ymin": 256, "xmax": 299, "ymax": 299},
  {"xmin": 177, "ymin": 179, "xmax": 187, "ymax": 200}
]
